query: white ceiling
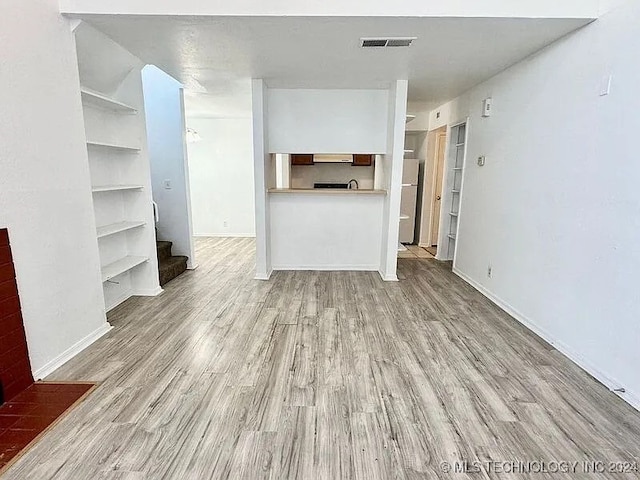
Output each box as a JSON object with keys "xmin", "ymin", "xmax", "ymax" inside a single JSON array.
[{"xmin": 82, "ymin": 15, "xmax": 591, "ymax": 112}]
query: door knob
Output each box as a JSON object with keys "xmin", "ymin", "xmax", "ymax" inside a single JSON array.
[{"xmin": 436, "ymin": 195, "xmax": 441, "ymax": 200}]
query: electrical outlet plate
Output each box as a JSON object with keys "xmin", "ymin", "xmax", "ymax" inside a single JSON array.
[{"xmin": 477, "ymin": 156, "xmax": 486, "ymax": 167}]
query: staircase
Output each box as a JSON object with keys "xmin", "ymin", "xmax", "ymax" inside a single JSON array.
[{"xmin": 156, "ymin": 240, "xmax": 188, "ymax": 286}]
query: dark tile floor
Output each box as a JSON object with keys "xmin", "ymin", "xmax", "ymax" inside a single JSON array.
[{"xmin": 0, "ymin": 382, "xmax": 95, "ymax": 471}]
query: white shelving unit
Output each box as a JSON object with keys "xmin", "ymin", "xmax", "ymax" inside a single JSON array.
[
  {"xmin": 101, "ymin": 256, "xmax": 149, "ymax": 282},
  {"xmin": 91, "ymin": 185, "xmax": 144, "ymax": 193},
  {"xmin": 445, "ymin": 122, "xmax": 467, "ymax": 260},
  {"xmin": 75, "ymin": 22, "xmax": 161, "ymax": 312},
  {"xmin": 86, "ymin": 141, "xmax": 141, "ymax": 152},
  {"xmin": 80, "ymin": 88, "xmax": 138, "ymax": 114},
  {"xmin": 96, "ymin": 221, "xmax": 146, "ymax": 239}
]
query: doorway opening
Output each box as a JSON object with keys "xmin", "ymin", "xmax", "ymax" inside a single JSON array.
[{"xmin": 416, "ymin": 125, "xmax": 447, "ymax": 258}]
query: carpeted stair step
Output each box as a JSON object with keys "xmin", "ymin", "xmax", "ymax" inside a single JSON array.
[
  {"xmin": 158, "ymin": 255, "xmax": 188, "ymax": 286},
  {"xmin": 156, "ymin": 241, "xmax": 173, "ymax": 261}
]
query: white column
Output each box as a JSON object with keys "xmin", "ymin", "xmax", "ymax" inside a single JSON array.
[
  {"xmin": 251, "ymin": 79, "xmax": 272, "ymax": 279},
  {"xmin": 379, "ymin": 79, "xmax": 409, "ymax": 281}
]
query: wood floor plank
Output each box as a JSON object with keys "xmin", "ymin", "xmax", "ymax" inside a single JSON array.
[{"xmin": 4, "ymin": 238, "xmax": 640, "ymax": 480}]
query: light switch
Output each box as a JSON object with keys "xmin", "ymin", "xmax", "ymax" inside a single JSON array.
[{"xmin": 163, "ymin": 179, "xmax": 172, "ymax": 189}]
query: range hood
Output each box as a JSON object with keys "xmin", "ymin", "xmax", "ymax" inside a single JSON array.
[{"xmin": 313, "ymin": 154, "xmax": 353, "ymax": 164}]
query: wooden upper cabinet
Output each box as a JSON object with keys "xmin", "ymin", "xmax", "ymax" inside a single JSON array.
[
  {"xmin": 352, "ymin": 154, "xmax": 373, "ymax": 167},
  {"xmin": 290, "ymin": 154, "xmax": 314, "ymax": 166}
]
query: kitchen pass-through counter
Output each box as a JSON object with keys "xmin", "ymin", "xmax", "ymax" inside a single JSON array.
[{"xmin": 268, "ymin": 188, "xmax": 386, "ymax": 195}]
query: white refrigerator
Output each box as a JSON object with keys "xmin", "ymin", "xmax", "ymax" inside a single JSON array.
[{"xmin": 399, "ymin": 158, "xmax": 419, "ymax": 243}]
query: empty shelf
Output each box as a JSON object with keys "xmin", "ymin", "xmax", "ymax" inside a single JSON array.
[
  {"xmin": 92, "ymin": 185, "xmax": 144, "ymax": 193},
  {"xmin": 453, "ymin": 167, "xmax": 463, "ymax": 171},
  {"xmin": 81, "ymin": 88, "xmax": 137, "ymax": 114},
  {"xmin": 399, "ymin": 215, "xmax": 410, "ymax": 220},
  {"xmin": 101, "ymin": 256, "xmax": 148, "ymax": 282},
  {"xmin": 87, "ymin": 141, "xmax": 140, "ymax": 152},
  {"xmin": 451, "ymin": 190, "xmax": 460, "ymax": 194},
  {"xmin": 449, "ymin": 212, "xmax": 459, "ymax": 217},
  {"xmin": 448, "ymin": 234, "xmax": 457, "ymax": 240},
  {"xmin": 96, "ymin": 221, "xmax": 146, "ymax": 239}
]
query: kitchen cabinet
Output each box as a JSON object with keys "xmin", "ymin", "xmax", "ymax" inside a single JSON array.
[
  {"xmin": 290, "ymin": 154, "xmax": 314, "ymax": 166},
  {"xmin": 352, "ymin": 154, "xmax": 373, "ymax": 167}
]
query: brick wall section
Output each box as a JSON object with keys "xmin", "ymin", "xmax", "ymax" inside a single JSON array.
[{"xmin": 0, "ymin": 229, "xmax": 33, "ymax": 402}]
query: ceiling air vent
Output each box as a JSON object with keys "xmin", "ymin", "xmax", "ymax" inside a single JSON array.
[{"xmin": 360, "ymin": 37, "xmax": 416, "ymax": 48}]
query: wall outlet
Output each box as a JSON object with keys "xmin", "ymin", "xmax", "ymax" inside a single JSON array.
[
  {"xmin": 223, "ymin": 221, "xmax": 228, "ymax": 228},
  {"xmin": 163, "ymin": 179, "xmax": 172, "ymax": 190},
  {"xmin": 477, "ymin": 156, "xmax": 486, "ymax": 167},
  {"xmin": 487, "ymin": 265, "xmax": 492, "ymax": 278}
]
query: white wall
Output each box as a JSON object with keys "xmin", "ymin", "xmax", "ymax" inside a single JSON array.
[
  {"xmin": 0, "ymin": 1, "xmax": 109, "ymax": 375},
  {"xmin": 270, "ymin": 193, "xmax": 384, "ymax": 270},
  {"xmin": 432, "ymin": 0, "xmax": 640, "ymax": 407},
  {"xmin": 142, "ymin": 65, "xmax": 196, "ymax": 267},
  {"xmin": 267, "ymin": 89, "xmax": 388, "ymax": 154},
  {"xmin": 59, "ymin": 0, "xmax": 600, "ymax": 19},
  {"xmin": 186, "ymin": 117, "xmax": 255, "ymax": 237}
]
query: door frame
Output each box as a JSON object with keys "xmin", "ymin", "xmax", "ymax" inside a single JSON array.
[
  {"xmin": 435, "ymin": 117, "xmax": 470, "ymax": 263},
  {"xmin": 418, "ymin": 125, "xmax": 447, "ymax": 248},
  {"xmin": 429, "ymin": 130, "xmax": 448, "ymax": 246}
]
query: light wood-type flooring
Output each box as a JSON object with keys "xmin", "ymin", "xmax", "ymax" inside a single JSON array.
[{"xmin": 5, "ymin": 237, "xmax": 640, "ymax": 479}]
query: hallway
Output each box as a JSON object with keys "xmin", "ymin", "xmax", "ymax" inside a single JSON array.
[{"xmin": 5, "ymin": 238, "xmax": 640, "ymax": 479}]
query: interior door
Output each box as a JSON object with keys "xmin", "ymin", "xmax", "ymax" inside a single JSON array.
[{"xmin": 430, "ymin": 133, "xmax": 447, "ymax": 246}]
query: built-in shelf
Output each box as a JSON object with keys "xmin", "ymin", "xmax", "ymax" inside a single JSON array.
[
  {"xmin": 81, "ymin": 88, "xmax": 138, "ymax": 114},
  {"xmin": 449, "ymin": 212, "xmax": 458, "ymax": 217},
  {"xmin": 453, "ymin": 167, "xmax": 462, "ymax": 171},
  {"xmin": 400, "ymin": 215, "xmax": 410, "ymax": 220},
  {"xmin": 101, "ymin": 256, "xmax": 148, "ymax": 282},
  {"xmin": 87, "ymin": 141, "xmax": 141, "ymax": 153},
  {"xmin": 92, "ymin": 184, "xmax": 144, "ymax": 193},
  {"xmin": 96, "ymin": 221, "xmax": 146, "ymax": 239},
  {"xmin": 448, "ymin": 234, "xmax": 457, "ymax": 240},
  {"xmin": 452, "ymin": 190, "xmax": 460, "ymax": 194},
  {"xmin": 456, "ymin": 142, "xmax": 465, "ymax": 147}
]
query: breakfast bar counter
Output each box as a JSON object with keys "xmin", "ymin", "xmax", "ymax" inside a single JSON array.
[{"xmin": 268, "ymin": 188, "xmax": 386, "ymax": 195}]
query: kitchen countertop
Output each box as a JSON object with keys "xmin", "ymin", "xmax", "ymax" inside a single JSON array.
[{"xmin": 268, "ymin": 188, "xmax": 386, "ymax": 195}]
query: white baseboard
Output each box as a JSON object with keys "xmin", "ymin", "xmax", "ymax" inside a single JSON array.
[
  {"xmin": 136, "ymin": 286, "xmax": 164, "ymax": 297},
  {"xmin": 105, "ymin": 290, "xmax": 133, "ymax": 312},
  {"xmin": 272, "ymin": 264, "xmax": 379, "ymax": 272},
  {"xmin": 187, "ymin": 262, "xmax": 199, "ymax": 270},
  {"xmin": 255, "ymin": 268, "xmax": 273, "ymax": 280},
  {"xmin": 32, "ymin": 322, "xmax": 113, "ymax": 380},
  {"xmin": 378, "ymin": 270, "xmax": 399, "ymax": 282},
  {"xmin": 452, "ymin": 267, "xmax": 640, "ymax": 412},
  {"xmin": 193, "ymin": 233, "xmax": 256, "ymax": 238}
]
